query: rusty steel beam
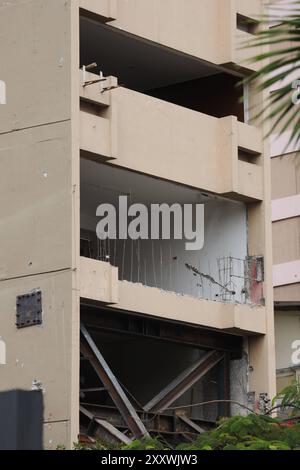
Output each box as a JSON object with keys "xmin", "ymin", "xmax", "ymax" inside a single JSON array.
[
  {"xmin": 144, "ymin": 350, "xmax": 224, "ymax": 413},
  {"xmin": 94, "ymin": 419, "xmax": 132, "ymax": 445},
  {"xmin": 177, "ymin": 414, "xmax": 206, "ymax": 434},
  {"xmin": 80, "ymin": 323, "xmax": 149, "ymax": 439},
  {"xmin": 80, "ymin": 406, "xmax": 132, "ymax": 445},
  {"xmin": 81, "ymin": 403, "xmax": 214, "ymax": 432}
]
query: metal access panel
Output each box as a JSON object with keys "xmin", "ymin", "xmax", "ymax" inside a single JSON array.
[
  {"xmin": 16, "ymin": 290, "xmax": 42, "ymax": 328},
  {"xmin": 0, "ymin": 390, "xmax": 43, "ymax": 450}
]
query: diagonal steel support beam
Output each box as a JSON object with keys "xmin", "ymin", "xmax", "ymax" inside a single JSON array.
[
  {"xmin": 177, "ymin": 414, "xmax": 206, "ymax": 434},
  {"xmin": 144, "ymin": 350, "xmax": 224, "ymax": 413},
  {"xmin": 80, "ymin": 406, "xmax": 132, "ymax": 444},
  {"xmin": 80, "ymin": 323, "xmax": 149, "ymax": 439}
]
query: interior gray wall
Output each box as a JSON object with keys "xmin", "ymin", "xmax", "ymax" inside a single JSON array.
[{"xmin": 80, "ymin": 161, "xmax": 248, "ymax": 303}]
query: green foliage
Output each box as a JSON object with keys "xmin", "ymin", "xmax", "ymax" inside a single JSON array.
[
  {"xmin": 273, "ymin": 380, "xmax": 300, "ymax": 416},
  {"xmin": 245, "ymin": 1, "xmax": 300, "ymax": 148},
  {"xmin": 72, "ymin": 416, "xmax": 300, "ymax": 451},
  {"xmin": 74, "ymin": 400, "xmax": 300, "ymax": 451},
  {"xmin": 285, "ymin": 424, "xmax": 300, "ymax": 448},
  {"xmin": 224, "ymin": 440, "xmax": 291, "ymax": 451},
  {"xmin": 121, "ymin": 437, "xmax": 169, "ymax": 451},
  {"xmin": 73, "ymin": 439, "xmax": 121, "ymax": 450},
  {"xmin": 175, "ymin": 414, "xmax": 300, "ymax": 451},
  {"xmin": 56, "ymin": 444, "xmax": 66, "ymax": 450},
  {"xmin": 73, "ymin": 441, "xmax": 93, "ymax": 451}
]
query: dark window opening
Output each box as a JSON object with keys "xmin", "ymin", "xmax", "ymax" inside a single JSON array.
[
  {"xmin": 238, "ymin": 149, "xmax": 261, "ymax": 164},
  {"xmin": 237, "ymin": 14, "xmax": 258, "ymax": 35},
  {"xmin": 146, "ymin": 73, "xmax": 245, "ymax": 122}
]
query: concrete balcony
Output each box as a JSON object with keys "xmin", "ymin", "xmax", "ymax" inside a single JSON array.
[
  {"xmin": 235, "ymin": 30, "xmax": 260, "ymax": 73},
  {"xmin": 80, "ymin": 85, "xmax": 263, "ymax": 200},
  {"xmin": 80, "ymin": 0, "xmax": 262, "ymax": 72},
  {"xmin": 79, "ymin": 257, "xmax": 266, "ymax": 335},
  {"xmin": 117, "ymin": 282, "xmax": 266, "ymax": 335},
  {"xmin": 80, "ymin": 257, "xmax": 118, "ymax": 304},
  {"xmin": 238, "ymin": 160, "xmax": 263, "ymax": 201}
]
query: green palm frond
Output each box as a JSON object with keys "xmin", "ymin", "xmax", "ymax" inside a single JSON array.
[{"xmin": 244, "ymin": 0, "xmax": 300, "ymax": 150}]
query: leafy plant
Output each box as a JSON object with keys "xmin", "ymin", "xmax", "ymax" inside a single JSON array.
[
  {"xmin": 72, "ymin": 414, "xmax": 300, "ymax": 451},
  {"xmin": 245, "ymin": 0, "xmax": 300, "ymax": 148},
  {"xmin": 121, "ymin": 437, "xmax": 169, "ymax": 451},
  {"xmin": 73, "ymin": 439, "xmax": 121, "ymax": 450},
  {"xmin": 272, "ymin": 380, "xmax": 300, "ymax": 416},
  {"xmin": 176, "ymin": 414, "xmax": 300, "ymax": 451},
  {"xmin": 56, "ymin": 444, "xmax": 66, "ymax": 450}
]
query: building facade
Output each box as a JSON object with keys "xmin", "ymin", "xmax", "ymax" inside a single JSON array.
[
  {"xmin": 0, "ymin": 0, "xmax": 276, "ymax": 449},
  {"xmin": 267, "ymin": 0, "xmax": 300, "ymax": 394},
  {"xmin": 271, "ymin": 94, "xmax": 300, "ymax": 390}
]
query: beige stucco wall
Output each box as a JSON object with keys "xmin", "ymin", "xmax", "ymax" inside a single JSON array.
[
  {"xmin": 275, "ymin": 311, "xmax": 300, "ymax": 370},
  {"xmin": 80, "ymin": 0, "xmax": 262, "ymax": 69},
  {"xmin": 272, "ymin": 153, "xmax": 300, "ymax": 200},
  {"xmin": 0, "ymin": 0, "xmax": 80, "ymax": 449},
  {"xmin": 246, "ymin": 88, "xmax": 276, "ymax": 398},
  {"xmin": 80, "ymin": 86, "xmax": 263, "ymax": 200},
  {"xmin": 272, "ymin": 151, "xmax": 300, "ymax": 303},
  {"xmin": 0, "ymin": 0, "xmax": 72, "ymax": 134},
  {"xmin": 273, "ymin": 218, "xmax": 300, "ymax": 266},
  {"xmin": 237, "ymin": 0, "xmax": 264, "ymax": 17},
  {"xmin": 274, "ymin": 284, "xmax": 300, "ymax": 303},
  {"xmin": 80, "ymin": 0, "xmax": 117, "ymax": 20},
  {"xmin": 115, "ymin": 281, "xmax": 267, "ymax": 335},
  {"xmin": 269, "ymin": 0, "xmax": 300, "ymax": 307},
  {"xmin": 0, "ymin": 272, "xmax": 73, "ymax": 447},
  {"xmin": 0, "ymin": 123, "xmax": 72, "ymax": 279},
  {"xmin": 80, "ymin": 257, "xmax": 118, "ymax": 304}
]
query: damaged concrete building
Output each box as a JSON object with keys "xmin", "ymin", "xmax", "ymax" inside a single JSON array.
[{"xmin": 0, "ymin": 0, "xmax": 276, "ymax": 449}]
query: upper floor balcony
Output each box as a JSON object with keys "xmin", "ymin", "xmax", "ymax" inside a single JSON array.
[
  {"xmin": 80, "ymin": 78, "xmax": 263, "ymax": 201},
  {"xmin": 79, "ymin": 6, "xmax": 264, "ymax": 202},
  {"xmin": 80, "ymin": 0, "xmax": 263, "ymax": 72}
]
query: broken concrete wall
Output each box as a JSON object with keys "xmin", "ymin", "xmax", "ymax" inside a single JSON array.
[{"xmin": 230, "ymin": 349, "xmax": 250, "ymax": 416}]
